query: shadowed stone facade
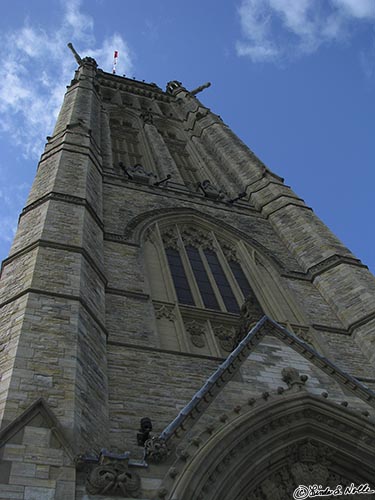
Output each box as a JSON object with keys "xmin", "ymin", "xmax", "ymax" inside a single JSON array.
[{"xmin": 0, "ymin": 52, "xmax": 375, "ymax": 499}]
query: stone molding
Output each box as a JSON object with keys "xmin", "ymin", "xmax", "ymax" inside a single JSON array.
[
  {"xmin": 19, "ymin": 190, "xmax": 104, "ymax": 230},
  {"xmin": 0, "ymin": 397, "xmax": 75, "ymax": 457},
  {"xmin": 0, "ymin": 287, "xmax": 108, "ymax": 336},
  {"xmin": 122, "ymin": 208, "xmax": 285, "ymax": 270},
  {"xmin": 1, "ymin": 238, "xmax": 107, "ymax": 286},
  {"xmin": 308, "ymin": 253, "xmax": 367, "ymax": 279},
  {"xmin": 156, "ymin": 317, "xmax": 375, "ymax": 450}
]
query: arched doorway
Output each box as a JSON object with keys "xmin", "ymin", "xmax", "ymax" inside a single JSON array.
[{"xmin": 165, "ymin": 394, "xmax": 375, "ymax": 499}]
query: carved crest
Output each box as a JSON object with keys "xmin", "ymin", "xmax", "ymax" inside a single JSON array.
[
  {"xmin": 185, "ymin": 320, "xmax": 206, "ymax": 348},
  {"xmin": 213, "ymin": 325, "xmax": 236, "ymax": 352}
]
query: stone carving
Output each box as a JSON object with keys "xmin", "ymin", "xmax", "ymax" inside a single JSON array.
[
  {"xmin": 137, "ymin": 417, "xmax": 153, "ymax": 446},
  {"xmin": 193, "ymin": 406, "xmax": 375, "ymax": 500},
  {"xmin": 281, "ymin": 367, "xmax": 308, "ymax": 392},
  {"xmin": 122, "ymin": 163, "xmax": 154, "ymax": 184},
  {"xmin": 236, "ymin": 294, "xmax": 264, "ymax": 345},
  {"xmin": 220, "ymin": 241, "xmax": 239, "ymax": 262},
  {"xmin": 308, "ymin": 253, "xmax": 365, "ymax": 278},
  {"xmin": 180, "ymin": 225, "xmax": 214, "ymax": 250},
  {"xmin": 213, "ymin": 325, "xmax": 236, "ymax": 352},
  {"xmin": 197, "ymin": 179, "xmax": 225, "ymax": 201},
  {"xmin": 144, "ymin": 436, "xmax": 169, "ymax": 463},
  {"xmin": 155, "ymin": 303, "xmax": 176, "ymax": 321},
  {"xmin": 185, "ymin": 320, "xmax": 206, "ymax": 348},
  {"xmin": 161, "ymin": 227, "xmax": 179, "ymax": 250},
  {"xmin": 244, "ymin": 439, "xmax": 369, "ymax": 500},
  {"xmin": 86, "ymin": 451, "xmax": 141, "ymax": 497},
  {"xmin": 140, "ymin": 110, "xmax": 154, "ymax": 125}
]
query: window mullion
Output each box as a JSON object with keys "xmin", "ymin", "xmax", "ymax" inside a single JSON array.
[
  {"xmin": 198, "ymin": 246, "xmax": 226, "ymax": 311},
  {"xmin": 177, "ymin": 232, "xmax": 205, "ymax": 309},
  {"xmin": 213, "ymin": 235, "xmax": 245, "ymax": 305},
  {"xmin": 155, "ymin": 224, "xmax": 180, "ymax": 304}
]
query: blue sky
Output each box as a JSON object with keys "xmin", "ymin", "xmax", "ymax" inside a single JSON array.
[{"xmin": 0, "ymin": 0, "xmax": 374, "ymax": 273}]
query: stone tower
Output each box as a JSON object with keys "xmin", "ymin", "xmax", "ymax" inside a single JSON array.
[{"xmin": 1, "ymin": 52, "xmax": 375, "ymax": 500}]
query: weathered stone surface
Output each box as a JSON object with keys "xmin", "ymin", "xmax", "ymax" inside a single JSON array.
[{"xmin": 1, "ymin": 57, "xmax": 375, "ymax": 500}]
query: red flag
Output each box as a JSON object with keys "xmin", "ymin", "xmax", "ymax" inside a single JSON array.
[{"xmin": 114, "ymin": 51, "xmax": 118, "ymax": 58}]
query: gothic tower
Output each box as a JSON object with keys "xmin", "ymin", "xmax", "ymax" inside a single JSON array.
[{"xmin": 0, "ymin": 52, "xmax": 375, "ymax": 500}]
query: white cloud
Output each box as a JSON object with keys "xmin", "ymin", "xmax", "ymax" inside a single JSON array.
[
  {"xmin": 0, "ymin": 0, "xmax": 134, "ymax": 159},
  {"xmin": 332, "ymin": 0, "xmax": 375, "ymax": 19},
  {"xmin": 0, "ymin": 172, "xmax": 29, "ymax": 246},
  {"xmin": 236, "ymin": 0, "xmax": 375, "ymax": 62}
]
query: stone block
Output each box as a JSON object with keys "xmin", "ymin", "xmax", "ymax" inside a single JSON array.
[
  {"xmin": 24, "ymin": 486, "xmax": 55, "ymax": 500},
  {"xmin": 10, "ymin": 462, "xmax": 36, "ymax": 479},
  {"xmin": 23, "ymin": 427, "xmax": 51, "ymax": 447}
]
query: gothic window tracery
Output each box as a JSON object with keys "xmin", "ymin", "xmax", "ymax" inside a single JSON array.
[{"xmin": 145, "ymin": 222, "xmax": 261, "ymax": 355}]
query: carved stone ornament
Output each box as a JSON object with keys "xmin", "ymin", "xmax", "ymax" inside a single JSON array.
[
  {"xmin": 180, "ymin": 225, "xmax": 214, "ymax": 250},
  {"xmin": 247, "ymin": 440, "xmax": 358, "ymax": 500},
  {"xmin": 185, "ymin": 320, "xmax": 206, "ymax": 348},
  {"xmin": 155, "ymin": 303, "xmax": 176, "ymax": 321},
  {"xmin": 144, "ymin": 436, "xmax": 169, "ymax": 464},
  {"xmin": 123, "ymin": 163, "xmax": 154, "ymax": 184},
  {"xmin": 198, "ymin": 179, "xmax": 225, "ymax": 201},
  {"xmin": 140, "ymin": 110, "xmax": 154, "ymax": 125},
  {"xmin": 213, "ymin": 325, "xmax": 236, "ymax": 352},
  {"xmin": 86, "ymin": 451, "xmax": 141, "ymax": 497},
  {"xmin": 220, "ymin": 242, "xmax": 239, "ymax": 263},
  {"xmin": 161, "ymin": 227, "xmax": 179, "ymax": 250},
  {"xmin": 236, "ymin": 294, "xmax": 264, "ymax": 344},
  {"xmin": 281, "ymin": 367, "xmax": 308, "ymax": 392}
]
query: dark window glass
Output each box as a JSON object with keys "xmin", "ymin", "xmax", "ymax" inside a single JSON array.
[
  {"xmin": 185, "ymin": 246, "xmax": 220, "ymax": 310},
  {"xmin": 204, "ymin": 249, "xmax": 240, "ymax": 314},
  {"xmin": 165, "ymin": 248, "xmax": 195, "ymax": 306},
  {"xmin": 228, "ymin": 260, "xmax": 253, "ymax": 298}
]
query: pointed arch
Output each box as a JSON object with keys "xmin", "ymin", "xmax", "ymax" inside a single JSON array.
[
  {"xmin": 131, "ymin": 208, "xmax": 313, "ymax": 355},
  {"xmin": 125, "ymin": 207, "xmax": 284, "ymax": 271},
  {"xmin": 163, "ymin": 394, "xmax": 375, "ymax": 500}
]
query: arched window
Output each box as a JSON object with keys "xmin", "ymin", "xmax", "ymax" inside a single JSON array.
[{"xmin": 144, "ymin": 222, "xmax": 263, "ymax": 356}]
